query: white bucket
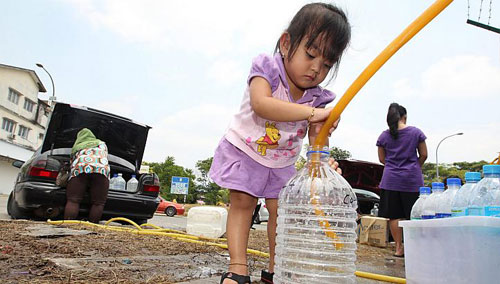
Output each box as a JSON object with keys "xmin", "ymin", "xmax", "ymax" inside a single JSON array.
[
  {"xmin": 186, "ymin": 206, "xmax": 228, "ymax": 239},
  {"xmin": 400, "ymin": 216, "xmax": 500, "ymax": 284}
]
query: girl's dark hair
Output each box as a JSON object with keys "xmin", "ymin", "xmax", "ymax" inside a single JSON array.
[
  {"xmin": 387, "ymin": 103, "xmax": 407, "ymax": 139},
  {"xmin": 275, "ymin": 3, "xmax": 351, "ymax": 80}
]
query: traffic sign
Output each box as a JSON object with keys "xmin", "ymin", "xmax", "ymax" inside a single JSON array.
[{"xmin": 171, "ymin": 176, "xmax": 189, "ymax": 195}]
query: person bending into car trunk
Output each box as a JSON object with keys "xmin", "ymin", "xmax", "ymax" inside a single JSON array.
[
  {"xmin": 64, "ymin": 128, "xmax": 110, "ymax": 223},
  {"xmin": 376, "ymin": 103, "xmax": 427, "ymax": 258}
]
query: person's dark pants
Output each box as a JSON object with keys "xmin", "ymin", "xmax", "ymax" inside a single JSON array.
[{"xmin": 64, "ymin": 173, "xmax": 109, "ymax": 223}]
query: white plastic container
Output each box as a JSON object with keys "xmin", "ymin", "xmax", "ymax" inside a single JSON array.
[
  {"xmin": 186, "ymin": 206, "xmax": 227, "ymax": 239},
  {"xmin": 400, "ymin": 216, "xmax": 500, "ymax": 284}
]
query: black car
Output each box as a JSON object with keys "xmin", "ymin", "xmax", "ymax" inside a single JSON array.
[
  {"xmin": 338, "ymin": 159, "xmax": 384, "ymax": 215},
  {"xmin": 7, "ymin": 103, "xmax": 160, "ymax": 224}
]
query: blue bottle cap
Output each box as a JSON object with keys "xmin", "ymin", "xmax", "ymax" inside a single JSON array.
[
  {"xmin": 132, "ymin": 174, "xmax": 136, "ymax": 178},
  {"xmin": 483, "ymin": 165, "xmax": 500, "ymax": 175},
  {"xmin": 447, "ymin": 178, "xmax": 461, "ymax": 186},
  {"xmin": 113, "ymin": 174, "xmax": 118, "ymax": 177},
  {"xmin": 419, "ymin": 187, "xmax": 431, "ymax": 194},
  {"xmin": 431, "ymin": 182, "xmax": 445, "ymax": 190},
  {"xmin": 465, "ymin": 172, "xmax": 481, "ymax": 182}
]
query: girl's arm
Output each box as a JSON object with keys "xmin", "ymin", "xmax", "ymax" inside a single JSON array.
[
  {"xmin": 378, "ymin": 146, "xmax": 386, "ymax": 165},
  {"xmin": 417, "ymin": 141, "xmax": 428, "ymax": 166},
  {"xmin": 250, "ymin": 77, "xmax": 331, "ymax": 123}
]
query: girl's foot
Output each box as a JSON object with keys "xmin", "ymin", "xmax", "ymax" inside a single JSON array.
[{"xmin": 220, "ymin": 272, "xmax": 251, "ymax": 284}]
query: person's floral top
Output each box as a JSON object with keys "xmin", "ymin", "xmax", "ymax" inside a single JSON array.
[{"xmin": 70, "ymin": 143, "xmax": 110, "ymax": 180}]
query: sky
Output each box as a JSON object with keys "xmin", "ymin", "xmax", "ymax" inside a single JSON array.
[{"xmin": 1, "ymin": 0, "xmax": 499, "ymax": 171}]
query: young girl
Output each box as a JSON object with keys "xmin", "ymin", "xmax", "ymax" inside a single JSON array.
[{"xmin": 209, "ymin": 3, "xmax": 351, "ymax": 284}]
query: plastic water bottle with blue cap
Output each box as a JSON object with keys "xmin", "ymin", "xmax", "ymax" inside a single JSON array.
[
  {"xmin": 435, "ymin": 178, "xmax": 461, "ymax": 218},
  {"xmin": 410, "ymin": 187, "xmax": 431, "ymax": 220},
  {"xmin": 115, "ymin": 173, "xmax": 126, "ymax": 191},
  {"xmin": 421, "ymin": 182, "xmax": 444, "ymax": 219},
  {"xmin": 451, "ymin": 172, "xmax": 481, "ymax": 217},
  {"xmin": 469, "ymin": 165, "xmax": 500, "ymax": 216}
]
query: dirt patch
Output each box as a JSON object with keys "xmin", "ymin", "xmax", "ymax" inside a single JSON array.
[
  {"xmin": 0, "ymin": 220, "xmax": 404, "ymax": 283},
  {"xmin": 0, "ymin": 220, "xmax": 268, "ymax": 283}
]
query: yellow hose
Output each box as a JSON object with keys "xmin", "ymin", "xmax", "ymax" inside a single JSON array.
[
  {"xmin": 355, "ymin": 271, "xmax": 406, "ymax": 284},
  {"xmin": 48, "ymin": 218, "xmax": 405, "ymax": 283},
  {"xmin": 308, "ymin": 0, "xmax": 454, "ymax": 250},
  {"xmin": 314, "ymin": 0, "xmax": 453, "ymax": 147}
]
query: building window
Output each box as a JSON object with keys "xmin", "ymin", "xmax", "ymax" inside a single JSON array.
[
  {"xmin": 8, "ymin": 88, "xmax": 20, "ymax": 104},
  {"xmin": 39, "ymin": 133, "xmax": 44, "ymax": 141},
  {"xmin": 18, "ymin": 125, "xmax": 30, "ymax": 139},
  {"xmin": 2, "ymin": 118, "xmax": 16, "ymax": 133},
  {"xmin": 23, "ymin": 99, "xmax": 35, "ymax": 112}
]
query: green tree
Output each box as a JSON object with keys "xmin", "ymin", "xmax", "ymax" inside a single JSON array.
[
  {"xmin": 421, "ymin": 160, "xmax": 489, "ymax": 185},
  {"xmin": 295, "ymin": 144, "xmax": 352, "ymax": 171},
  {"xmin": 329, "ymin": 146, "xmax": 352, "ymax": 160},
  {"xmin": 195, "ymin": 157, "xmax": 225, "ymax": 205},
  {"xmin": 147, "ymin": 157, "xmax": 197, "ymax": 203}
]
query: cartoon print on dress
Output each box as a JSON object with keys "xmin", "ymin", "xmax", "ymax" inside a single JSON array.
[{"xmin": 256, "ymin": 121, "xmax": 281, "ymax": 156}]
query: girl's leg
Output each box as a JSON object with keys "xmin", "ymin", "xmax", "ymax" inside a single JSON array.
[
  {"xmin": 265, "ymin": 198, "xmax": 278, "ymax": 273},
  {"xmin": 389, "ymin": 218, "xmax": 404, "ymax": 256},
  {"xmin": 224, "ymin": 190, "xmax": 257, "ymax": 284}
]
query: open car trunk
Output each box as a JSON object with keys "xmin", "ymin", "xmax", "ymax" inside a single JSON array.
[{"xmin": 42, "ymin": 103, "xmax": 151, "ymax": 172}]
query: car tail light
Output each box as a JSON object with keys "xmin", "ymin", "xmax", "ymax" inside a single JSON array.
[
  {"xmin": 29, "ymin": 167, "xmax": 58, "ymax": 179},
  {"xmin": 143, "ymin": 185, "xmax": 160, "ymax": 193}
]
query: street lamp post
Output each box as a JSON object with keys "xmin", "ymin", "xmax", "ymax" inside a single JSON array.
[
  {"xmin": 436, "ymin": 132, "xmax": 464, "ymax": 179},
  {"xmin": 36, "ymin": 63, "xmax": 56, "ymax": 104}
]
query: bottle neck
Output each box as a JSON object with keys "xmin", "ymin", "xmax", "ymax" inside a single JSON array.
[{"xmin": 484, "ymin": 173, "xmax": 500, "ymax": 178}]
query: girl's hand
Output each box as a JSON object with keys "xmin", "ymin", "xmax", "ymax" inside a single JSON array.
[
  {"xmin": 328, "ymin": 157, "xmax": 342, "ymax": 174},
  {"xmin": 308, "ymin": 107, "xmax": 332, "ymax": 123},
  {"xmin": 309, "ymin": 116, "xmax": 341, "ymax": 137}
]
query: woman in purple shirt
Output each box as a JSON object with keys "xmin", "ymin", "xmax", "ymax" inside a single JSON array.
[{"xmin": 376, "ymin": 103, "xmax": 428, "ymax": 257}]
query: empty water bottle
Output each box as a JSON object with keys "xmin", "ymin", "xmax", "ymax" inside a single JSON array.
[
  {"xmin": 274, "ymin": 146, "xmax": 358, "ymax": 284},
  {"xmin": 410, "ymin": 186, "xmax": 431, "ymax": 220},
  {"xmin": 435, "ymin": 178, "xmax": 461, "ymax": 218},
  {"xmin": 451, "ymin": 172, "xmax": 481, "ymax": 217},
  {"xmin": 115, "ymin": 173, "xmax": 126, "ymax": 191},
  {"xmin": 469, "ymin": 165, "xmax": 500, "ymax": 216},
  {"xmin": 421, "ymin": 182, "xmax": 444, "ymax": 219},
  {"xmin": 127, "ymin": 174, "xmax": 139, "ymax": 192}
]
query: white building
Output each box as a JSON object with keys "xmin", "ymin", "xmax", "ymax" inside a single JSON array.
[{"xmin": 0, "ymin": 64, "xmax": 51, "ymax": 195}]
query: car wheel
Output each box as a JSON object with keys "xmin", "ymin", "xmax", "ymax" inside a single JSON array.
[
  {"xmin": 7, "ymin": 192, "xmax": 29, "ymax": 219},
  {"xmin": 253, "ymin": 213, "xmax": 261, "ymax": 224},
  {"xmin": 165, "ymin": 206, "xmax": 177, "ymax": 217}
]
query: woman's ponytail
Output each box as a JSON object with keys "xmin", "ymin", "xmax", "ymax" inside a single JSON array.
[{"xmin": 387, "ymin": 103, "xmax": 401, "ymax": 139}]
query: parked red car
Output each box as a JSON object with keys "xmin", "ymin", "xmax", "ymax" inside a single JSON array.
[{"xmin": 156, "ymin": 197, "xmax": 185, "ymax": 217}]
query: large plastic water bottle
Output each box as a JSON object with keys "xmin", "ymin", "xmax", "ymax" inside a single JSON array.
[
  {"xmin": 109, "ymin": 174, "xmax": 118, "ymax": 190},
  {"xmin": 410, "ymin": 186, "xmax": 431, "ymax": 220},
  {"xmin": 468, "ymin": 165, "xmax": 500, "ymax": 216},
  {"xmin": 115, "ymin": 173, "xmax": 126, "ymax": 191},
  {"xmin": 435, "ymin": 178, "xmax": 461, "ymax": 218},
  {"xmin": 421, "ymin": 182, "xmax": 444, "ymax": 219},
  {"xmin": 126, "ymin": 174, "xmax": 139, "ymax": 192},
  {"xmin": 274, "ymin": 146, "xmax": 358, "ymax": 284},
  {"xmin": 451, "ymin": 172, "xmax": 481, "ymax": 217}
]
